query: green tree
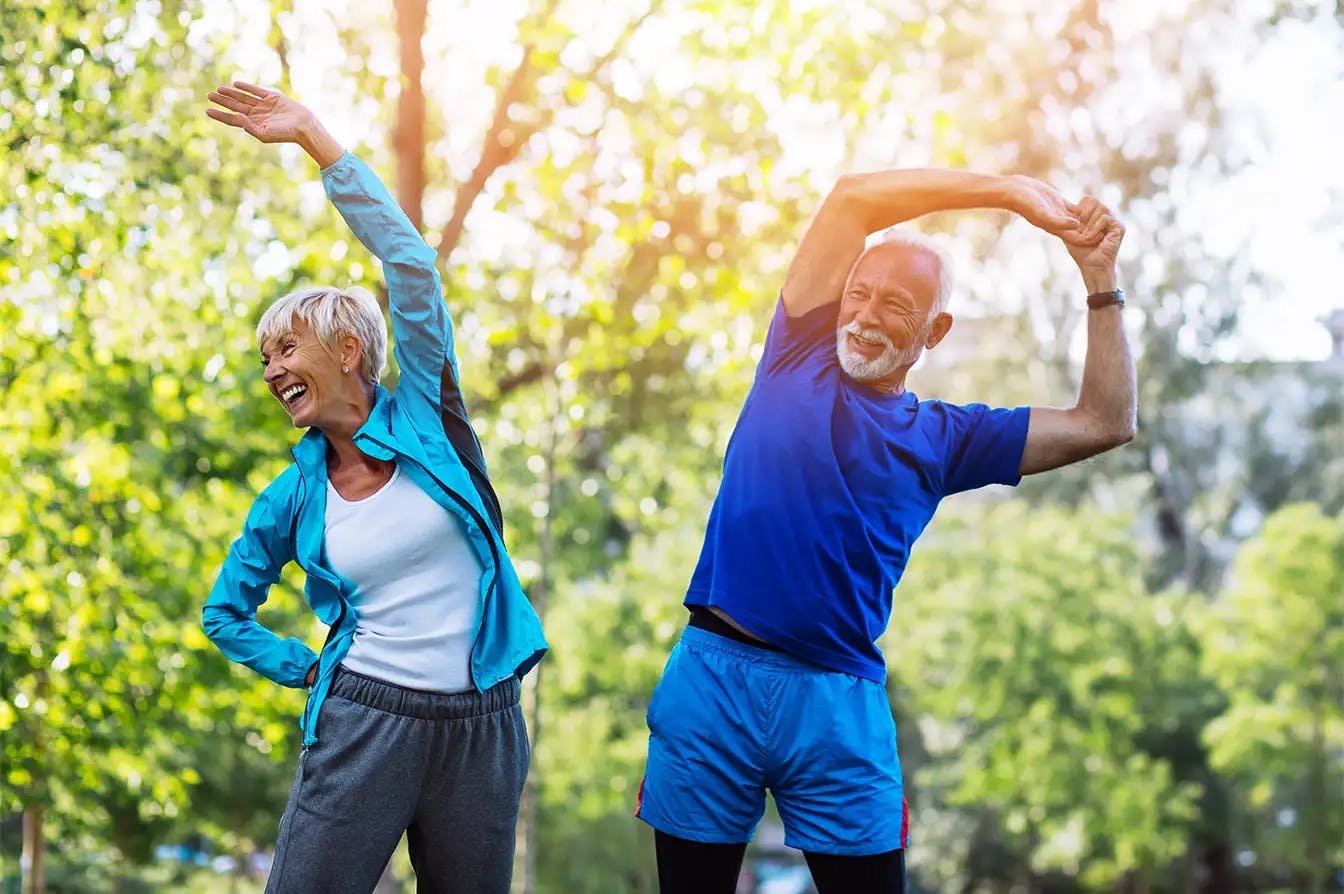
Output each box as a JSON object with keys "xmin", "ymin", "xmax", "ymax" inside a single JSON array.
[
  {"xmin": 893, "ymin": 502, "xmax": 1212, "ymax": 892},
  {"xmin": 1200, "ymin": 504, "xmax": 1344, "ymax": 894},
  {"xmin": 0, "ymin": 0, "xmax": 363, "ymax": 886},
  {"xmin": 6, "ymin": 0, "xmax": 1343, "ymax": 890}
]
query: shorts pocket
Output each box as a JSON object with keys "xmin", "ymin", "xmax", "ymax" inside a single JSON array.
[{"xmin": 645, "ymin": 645, "xmax": 687, "ymax": 732}]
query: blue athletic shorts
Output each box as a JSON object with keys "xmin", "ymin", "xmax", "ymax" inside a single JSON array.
[{"xmin": 637, "ymin": 625, "xmax": 908, "ymax": 855}]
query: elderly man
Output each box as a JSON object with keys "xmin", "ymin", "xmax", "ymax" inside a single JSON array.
[{"xmin": 637, "ymin": 169, "xmax": 1134, "ymax": 894}]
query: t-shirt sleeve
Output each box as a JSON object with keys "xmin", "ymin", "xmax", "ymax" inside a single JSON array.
[
  {"xmin": 936, "ymin": 402, "xmax": 1032, "ymax": 495},
  {"xmin": 759, "ymin": 295, "xmax": 840, "ymax": 377}
]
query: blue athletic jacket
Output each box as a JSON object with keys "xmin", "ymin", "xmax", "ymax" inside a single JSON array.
[{"xmin": 202, "ymin": 152, "xmax": 547, "ymax": 746}]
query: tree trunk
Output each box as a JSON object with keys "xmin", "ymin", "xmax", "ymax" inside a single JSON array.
[
  {"xmin": 1305, "ymin": 715, "xmax": 1327, "ymax": 894},
  {"xmin": 1198, "ymin": 839, "xmax": 1236, "ymax": 894},
  {"xmin": 392, "ymin": 0, "xmax": 428, "ymax": 230},
  {"xmin": 21, "ymin": 805, "xmax": 44, "ymax": 894},
  {"xmin": 433, "ymin": 0, "xmax": 654, "ymax": 269},
  {"xmin": 268, "ymin": 0, "xmax": 294, "ymax": 91}
]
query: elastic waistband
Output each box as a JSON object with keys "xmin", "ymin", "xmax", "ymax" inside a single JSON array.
[
  {"xmin": 331, "ymin": 666, "xmax": 520, "ymax": 719},
  {"xmin": 687, "ymin": 606, "xmax": 786, "ymax": 652},
  {"xmin": 678, "ymin": 624, "xmax": 828, "ymax": 675}
]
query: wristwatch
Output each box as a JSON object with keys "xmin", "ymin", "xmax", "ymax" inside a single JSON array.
[{"xmin": 1086, "ymin": 289, "xmax": 1125, "ymax": 310}]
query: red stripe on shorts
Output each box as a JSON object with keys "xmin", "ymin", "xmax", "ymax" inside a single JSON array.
[{"xmin": 901, "ymin": 796, "xmax": 910, "ymax": 848}]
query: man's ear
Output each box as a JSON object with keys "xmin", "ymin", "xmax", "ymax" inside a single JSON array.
[{"xmin": 925, "ymin": 313, "xmax": 953, "ymax": 350}]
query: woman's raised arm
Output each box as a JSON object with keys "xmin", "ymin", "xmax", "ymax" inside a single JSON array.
[{"xmin": 206, "ymin": 83, "xmax": 457, "ymax": 412}]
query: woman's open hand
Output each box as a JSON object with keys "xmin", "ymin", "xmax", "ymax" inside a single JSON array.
[
  {"xmin": 206, "ymin": 82, "xmax": 344, "ymax": 167},
  {"xmin": 206, "ymin": 82, "xmax": 315, "ymax": 145}
]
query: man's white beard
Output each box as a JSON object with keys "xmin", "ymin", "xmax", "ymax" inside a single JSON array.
[{"xmin": 836, "ymin": 320, "xmax": 927, "ymax": 382}]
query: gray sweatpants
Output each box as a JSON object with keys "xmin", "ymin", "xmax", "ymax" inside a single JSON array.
[{"xmin": 265, "ymin": 667, "xmax": 529, "ymax": 894}]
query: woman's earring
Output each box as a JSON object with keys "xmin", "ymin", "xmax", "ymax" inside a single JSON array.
[{"xmin": 342, "ymin": 365, "xmax": 350, "ymax": 374}]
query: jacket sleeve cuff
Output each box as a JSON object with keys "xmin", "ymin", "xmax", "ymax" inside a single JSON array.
[
  {"xmin": 281, "ymin": 639, "xmax": 321, "ymax": 689},
  {"xmin": 319, "ymin": 150, "xmax": 357, "ymax": 178}
]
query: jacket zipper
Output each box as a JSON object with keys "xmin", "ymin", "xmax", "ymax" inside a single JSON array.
[
  {"xmin": 363, "ymin": 436, "xmax": 501, "ymax": 688},
  {"xmin": 300, "ymin": 597, "xmax": 346, "ymax": 743},
  {"xmin": 293, "ymin": 457, "xmax": 350, "ymax": 739}
]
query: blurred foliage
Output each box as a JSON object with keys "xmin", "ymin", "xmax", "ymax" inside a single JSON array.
[
  {"xmin": 3, "ymin": 0, "xmax": 1342, "ymax": 892},
  {"xmin": 894, "ymin": 503, "xmax": 1215, "ymax": 890},
  {"xmin": 1199, "ymin": 505, "xmax": 1344, "ymax": 893}
]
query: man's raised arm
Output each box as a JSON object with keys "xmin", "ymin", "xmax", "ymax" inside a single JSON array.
[
  {"xmin": 781, "ymin": 170, "xmax": 1084, "ymax": 317},
  {"xmin": 1020, "ymin": 196, "xmax": 1137, "ymax": 475}
]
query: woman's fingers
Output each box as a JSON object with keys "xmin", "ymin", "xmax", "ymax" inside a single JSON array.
[
  {"xmin": 205, "ymin": 107, "xmax": 249, "ymax": 129},
  {"xmin": 205, "ymin": 108, "xmax": 263, "ymax": 139},
  {"xmin": 233, "ymin": 81, "xmax": 276, "ymax": 99},
  {"xmin": 205, "ymin": 81, "xmax": 281, "ymax": 141},
  {"xmin": 207, "ymin": 90, "xmax": 254, "ymax": 115},
  {"xmin": 216, "ymin": 86, "xmax": 258, "ymax": 106}
]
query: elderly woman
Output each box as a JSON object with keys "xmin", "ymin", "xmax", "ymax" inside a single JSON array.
[{"xmin": 200, "ymin": 82, "xmax": 546, "ymax": 894}]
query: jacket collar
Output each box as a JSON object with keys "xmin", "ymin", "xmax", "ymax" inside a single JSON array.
[{"xmin": 290, "ymin": 384, "xmax": 393, "ymax": 472}]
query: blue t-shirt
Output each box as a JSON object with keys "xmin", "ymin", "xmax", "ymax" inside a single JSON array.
[{"xmin": 685, "ymin": 298, "xmax": 1031, "ymax": 681}]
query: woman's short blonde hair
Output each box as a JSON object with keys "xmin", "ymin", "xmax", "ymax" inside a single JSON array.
[{"xmin": 255, "ymin": 286, "xmax": 388, "ymax": 385}]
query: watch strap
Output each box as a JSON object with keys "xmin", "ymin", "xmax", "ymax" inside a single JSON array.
[{"xmin": 1086, "ymin": 288, "xmax": 1125, "ymax": 310}]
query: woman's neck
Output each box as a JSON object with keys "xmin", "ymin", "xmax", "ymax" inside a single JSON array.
[
  {"xmin": 317, "ymin": 383, "xmax": 378, "ymax": 465},
  {"xmin": 324, "ymin": 434, "xmax": 370, "ymax": 471}
]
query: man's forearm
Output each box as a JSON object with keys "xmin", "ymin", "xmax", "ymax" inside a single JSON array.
[
  {"xmin": 838, "ymin": 169, "xmax": 1019, "ymax": 233},
  {"xmin": 1080, "ymin": 263, "xmax": 1118, "ymax": 295},
  {"xmin": 1075, "ymin": 294, "xmax": 1137, "ymax": 442}
]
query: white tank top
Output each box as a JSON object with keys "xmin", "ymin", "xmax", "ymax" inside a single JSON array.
[{"xmin": 324, "ymin": 464, "xmax": 484, "ymax": 692}]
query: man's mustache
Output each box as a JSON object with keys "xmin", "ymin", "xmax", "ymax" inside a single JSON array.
[{"xmin": 840, "ymin": 321, "xmax": 894, "ymax": 351}]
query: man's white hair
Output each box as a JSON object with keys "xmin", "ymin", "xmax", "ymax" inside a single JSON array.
[
  {"xmin": 864, "ymin": 227, "xmax": 955, "ymax": 318},
  {"xmin": 256, "ymin": 286, "xmax": 388, "ymax": 385}
]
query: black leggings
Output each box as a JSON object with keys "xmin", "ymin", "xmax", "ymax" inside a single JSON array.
[{"xmin": 654, "ymin": 831, "xmax": 906, "ymax": 894}]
